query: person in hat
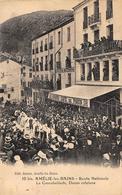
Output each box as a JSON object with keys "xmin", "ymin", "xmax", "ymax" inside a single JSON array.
[
  {"xmin": 3, "ymin": 136, "xmax": 15, "ymax": 162},
  {"xmin": 14, "ymin": 155, "xmax": 24, "ymax": 167}
]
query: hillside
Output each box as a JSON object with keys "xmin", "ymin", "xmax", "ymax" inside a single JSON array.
[{"xmin": 0, "ymin": 10, "xmax": 73, "ymax": 65}]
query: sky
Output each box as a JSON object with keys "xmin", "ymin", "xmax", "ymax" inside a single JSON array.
[{"xmin": 0, "ymin": 0, "xmax": 81, "ymax": 24}]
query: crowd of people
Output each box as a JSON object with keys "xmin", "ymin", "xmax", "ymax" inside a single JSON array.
[{"xmin": 0, "ymin": 100, "xmax": 122, "ymax": 167}]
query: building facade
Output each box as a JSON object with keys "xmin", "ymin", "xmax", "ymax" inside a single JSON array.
[
  {"xmin": 21, "ymin": 64, "xmax": 33, "ymax": 105},
  {"xmin": 0, "ymin": 56, "xmax": 32, "ymax": 104},
  {"xmin": 0, "ymin": 59, "xmax": 22, "ymax": 103},
  {"xmin": 73, "ymin": 0, "xmax": 122, "ymax": 121},
  {"xmin": 31, "ymin": 18, "xmax": 75, "ymax": 104}
]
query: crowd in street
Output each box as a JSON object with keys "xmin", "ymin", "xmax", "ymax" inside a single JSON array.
[{"xmin": 0, "ymin": 100, "xmax": 122, "ymax": 167}]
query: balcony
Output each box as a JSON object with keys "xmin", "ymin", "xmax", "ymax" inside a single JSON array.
[
  {"xmin": 73, "ymin": 40, "xmax": 122, "ymax": 60},
  {"xmin": 88, "ymin": 13, "xmax": 101, "ymax": 27},
  {"xmin": 63, "ymin": 67, "xmax": 74, "ymax": 72},
  {"xmin": 45, "ymin": 63, "xmax": 48, "ymax": 71},
  {"xmin": 106, "ymin": 9, "xmax": 113, "ymax": 20},
  {"xmin": 31, "ymin": 79, "xmax": 53, "ymax": 90},
  {"xmin": 49, "ymin": 60, "xmax": 53, "ymax": 70}
]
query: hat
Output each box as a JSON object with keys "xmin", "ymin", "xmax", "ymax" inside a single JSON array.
[
  {"xmin": 103, "ymin": 153, "xmax": 110, "ymax": 161},
  {"xmin": 87, "ymin": 139, "xmax": 92, "ymax": 145},
  {"xmin": 38, "ymin": 151, "xmax": 47, "ymax": 159},
  {"xmin": 5, "ymin": 136, "xmax": 12, "ymax": 142},
  {"xmin": 57, "ymin": 136, "xmax": 63, "ymax": 142},
  {"xmin": 68, "ymin": 143, "xmax": 74, "ymax": 149},
  {"xmin": 64, "ymin": 128, "xmax": 69, "ymax": 133},
  {"xmin": 14, "ymin": 155, "xmax": 21, "ymax": 161},
  {"xmin": 24, "ymin": 134, "xmax": 30, "ymax": 139}
]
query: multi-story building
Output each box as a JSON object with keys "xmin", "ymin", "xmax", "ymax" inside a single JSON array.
[
  {"xmin": 49, "ymin": 0, "xmax": 122, "ymax": 125},
  {"xmin": 73, "ymin": 0, "xmax": 122, "ymax": 121},
  {"xmin": 21, "ymin": 64, "xmax": 33, "ymax": 105},
  {"xmin": 0, "ymin": 59, "xmax": 22, "ymax": 103},
  {"xmin": 0, "ymin": 55, "xmax": 32, "ymax": 104},
  {"xmin": 31, "ymin": 17, "xmax": 75, "ymax": 104}
]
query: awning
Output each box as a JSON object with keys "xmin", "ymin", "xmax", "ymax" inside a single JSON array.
[{"xmin": 48, "ymin": 85, "xmax": 120, "ymax": 108}]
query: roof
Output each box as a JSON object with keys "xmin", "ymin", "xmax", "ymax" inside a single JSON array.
[
  {"xmin": 49, "ymin": 85, "xmax": 120, "ymax": 100},
  {"xmin": 73, "ymin": 0, "xmax": 88, "ymax": 11},
  {"xmin": 31, "ymin": 17, "xmax": 74, "ymax": 41}
]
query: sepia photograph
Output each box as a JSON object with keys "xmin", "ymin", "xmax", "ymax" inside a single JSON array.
[{"xmin": 0, "ymin": 0, "xmax": 122, "ymax": 194}]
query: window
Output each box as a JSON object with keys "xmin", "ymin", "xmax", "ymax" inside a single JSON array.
[
  {"xmin": 83, "ymin": 33, "xmax": 88, "ymax": 43},
  {"xmin": 106, "ymin": 0, "xmax": 113, "ymax": 19},
  {"xmin": 57, "ymin": 74, "xmax": 61, "ymax": 90},
  {"xmin": 57, "ymin": 52, "xmax": 61, "ymax": 69},
  {"xmin": 67, "ymin": 49, "xmax": 71, "ymax": 60},
  {"xmin": 28, "ymin": 82, "xmax": 31, "ymax": 87},
  {"xmin": 81, "ymin": 64, "xmax": 85, "ymax": 80},
  {"xmin": 94, "ymin": 30, "xmax": 99, "ymax": 42},
  {"xmin": 41, "ymin": 75, "xmax": 44, "ymax": 80},
  {"xmin": 107, "ymin": 24, "xmax": 113, "ymax": 40},
  {"xmin": 92, "ymin": 62, "xmax": 100, "ymax": 81},
  {"xmin": 103, "ymin": 61, "xmax": 109, "ymax": 81},
  {"xmin": 40, "ymin": 57, "xmax": 43, "ymax": 71},
  {"xmin": 36, "ymin": 65, "xmax": 39, "ymax": 71},
  {"xmin": 66, "ymin": 49, "xmax": 71, "ymax": 68},
  {"xmin": 33, "ymin": 59, "xmax": 35, "ymax": 66},
  {"xmin": 45, "ymin": 74, "xmax": 48, "ymax": 80},
  {"xmin": 45, "ymin": 38, "xmax": 48, "ymax": 50},
  {"xmin": 23, "ymin": 82, "xmax": 26, "ymax": 87},
  {"xmin": 50, "ymin": 54, "xmax": 53, "ymax": 70},
  {"xmin": 58, "ymin": 31, "xmax": 61, "ymax": 45},
  {"xmin": 68, "ymin": 73, "xmax": 71, "ymax": 86},
  {"xmin": 94, "ymin": 0, "xmax": 99, "ymax": 17},
  {"xmin": 87, "ymin": 63, "xmax": 92, "ymax": 81},
  {"xmin": 112, "ymin": 59, "xmax": 119, "ymax": 81},
  {"xmin": 36, "ymin": 42, "xmax": 39, "ymax": 53},
  {"xmin": 67, "ymin": 27, "xmax": 71, "ymax": 42},
  {"xmin": 36, "ymin": 58, "xmax": 39, "ymax": 64},
  {"xmin": 8, "ymin": 94, "xmax": 11, "ymax": 99},
  {"xmin": 45, "ymin": 56, "xmax": 48, "ymax": 71},
  {"xmin": 49, "ymin": 36, "xmax": 53, "ymax": 49},
  {"xmin": 83, "ymin": 7, "xmax": 88, "ymax": 29},
  {"xmin": 21, "ymin": 90, "xmax": 24, "ymax": 96},
  {"xmin": 40, "ymin": 40, "xmax": 43, "ymax": 52},
  {"xmin": 29, "ymin": 72, "xmax": 32, "ymax": 78},
  {"xmin": 23, "ymin": 72, "xmax": 26, "ymax": 77}
]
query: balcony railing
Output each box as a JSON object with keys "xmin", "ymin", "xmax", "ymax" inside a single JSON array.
[
  {"xmin": 31, "ymin": 79, "xmax": 53, "ymax": 90},
  {"xmin": 63, "ymin": 67, "xmax": 74, "ymax": 72},
  {"xmin": 73, "ymin": 40, "xmax": 122, "ymax": 59},
  {"xmin": 88, "ymin": 13, "xmax": 101, "ymax": 26},
  {"xmin": 106, "ymin": 9, "xmax": 113, "ymax": 20}
]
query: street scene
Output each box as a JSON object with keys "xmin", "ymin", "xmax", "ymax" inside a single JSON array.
[{"xmin": 0, "ymin": 0, "xmax": 122, "ymax": 167}]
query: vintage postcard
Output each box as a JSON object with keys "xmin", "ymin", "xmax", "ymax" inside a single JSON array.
[{"xmin": 0, "ymin": 0, "xmax": 122, "ymax": 194}]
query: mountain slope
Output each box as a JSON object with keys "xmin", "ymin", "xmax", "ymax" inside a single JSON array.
[{"xmin": 0, "ymin": 10, "xmax": 73, "ymax": 65}]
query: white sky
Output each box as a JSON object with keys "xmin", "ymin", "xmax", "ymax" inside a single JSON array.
[{"xmin": 0, "ymin": 0, "xmax": 81, "ymax": 23}]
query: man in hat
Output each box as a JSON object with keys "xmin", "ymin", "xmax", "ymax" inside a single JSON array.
[{"xmin": 3, "ymin": 136, "xmax": 15, "ymax": 162}]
